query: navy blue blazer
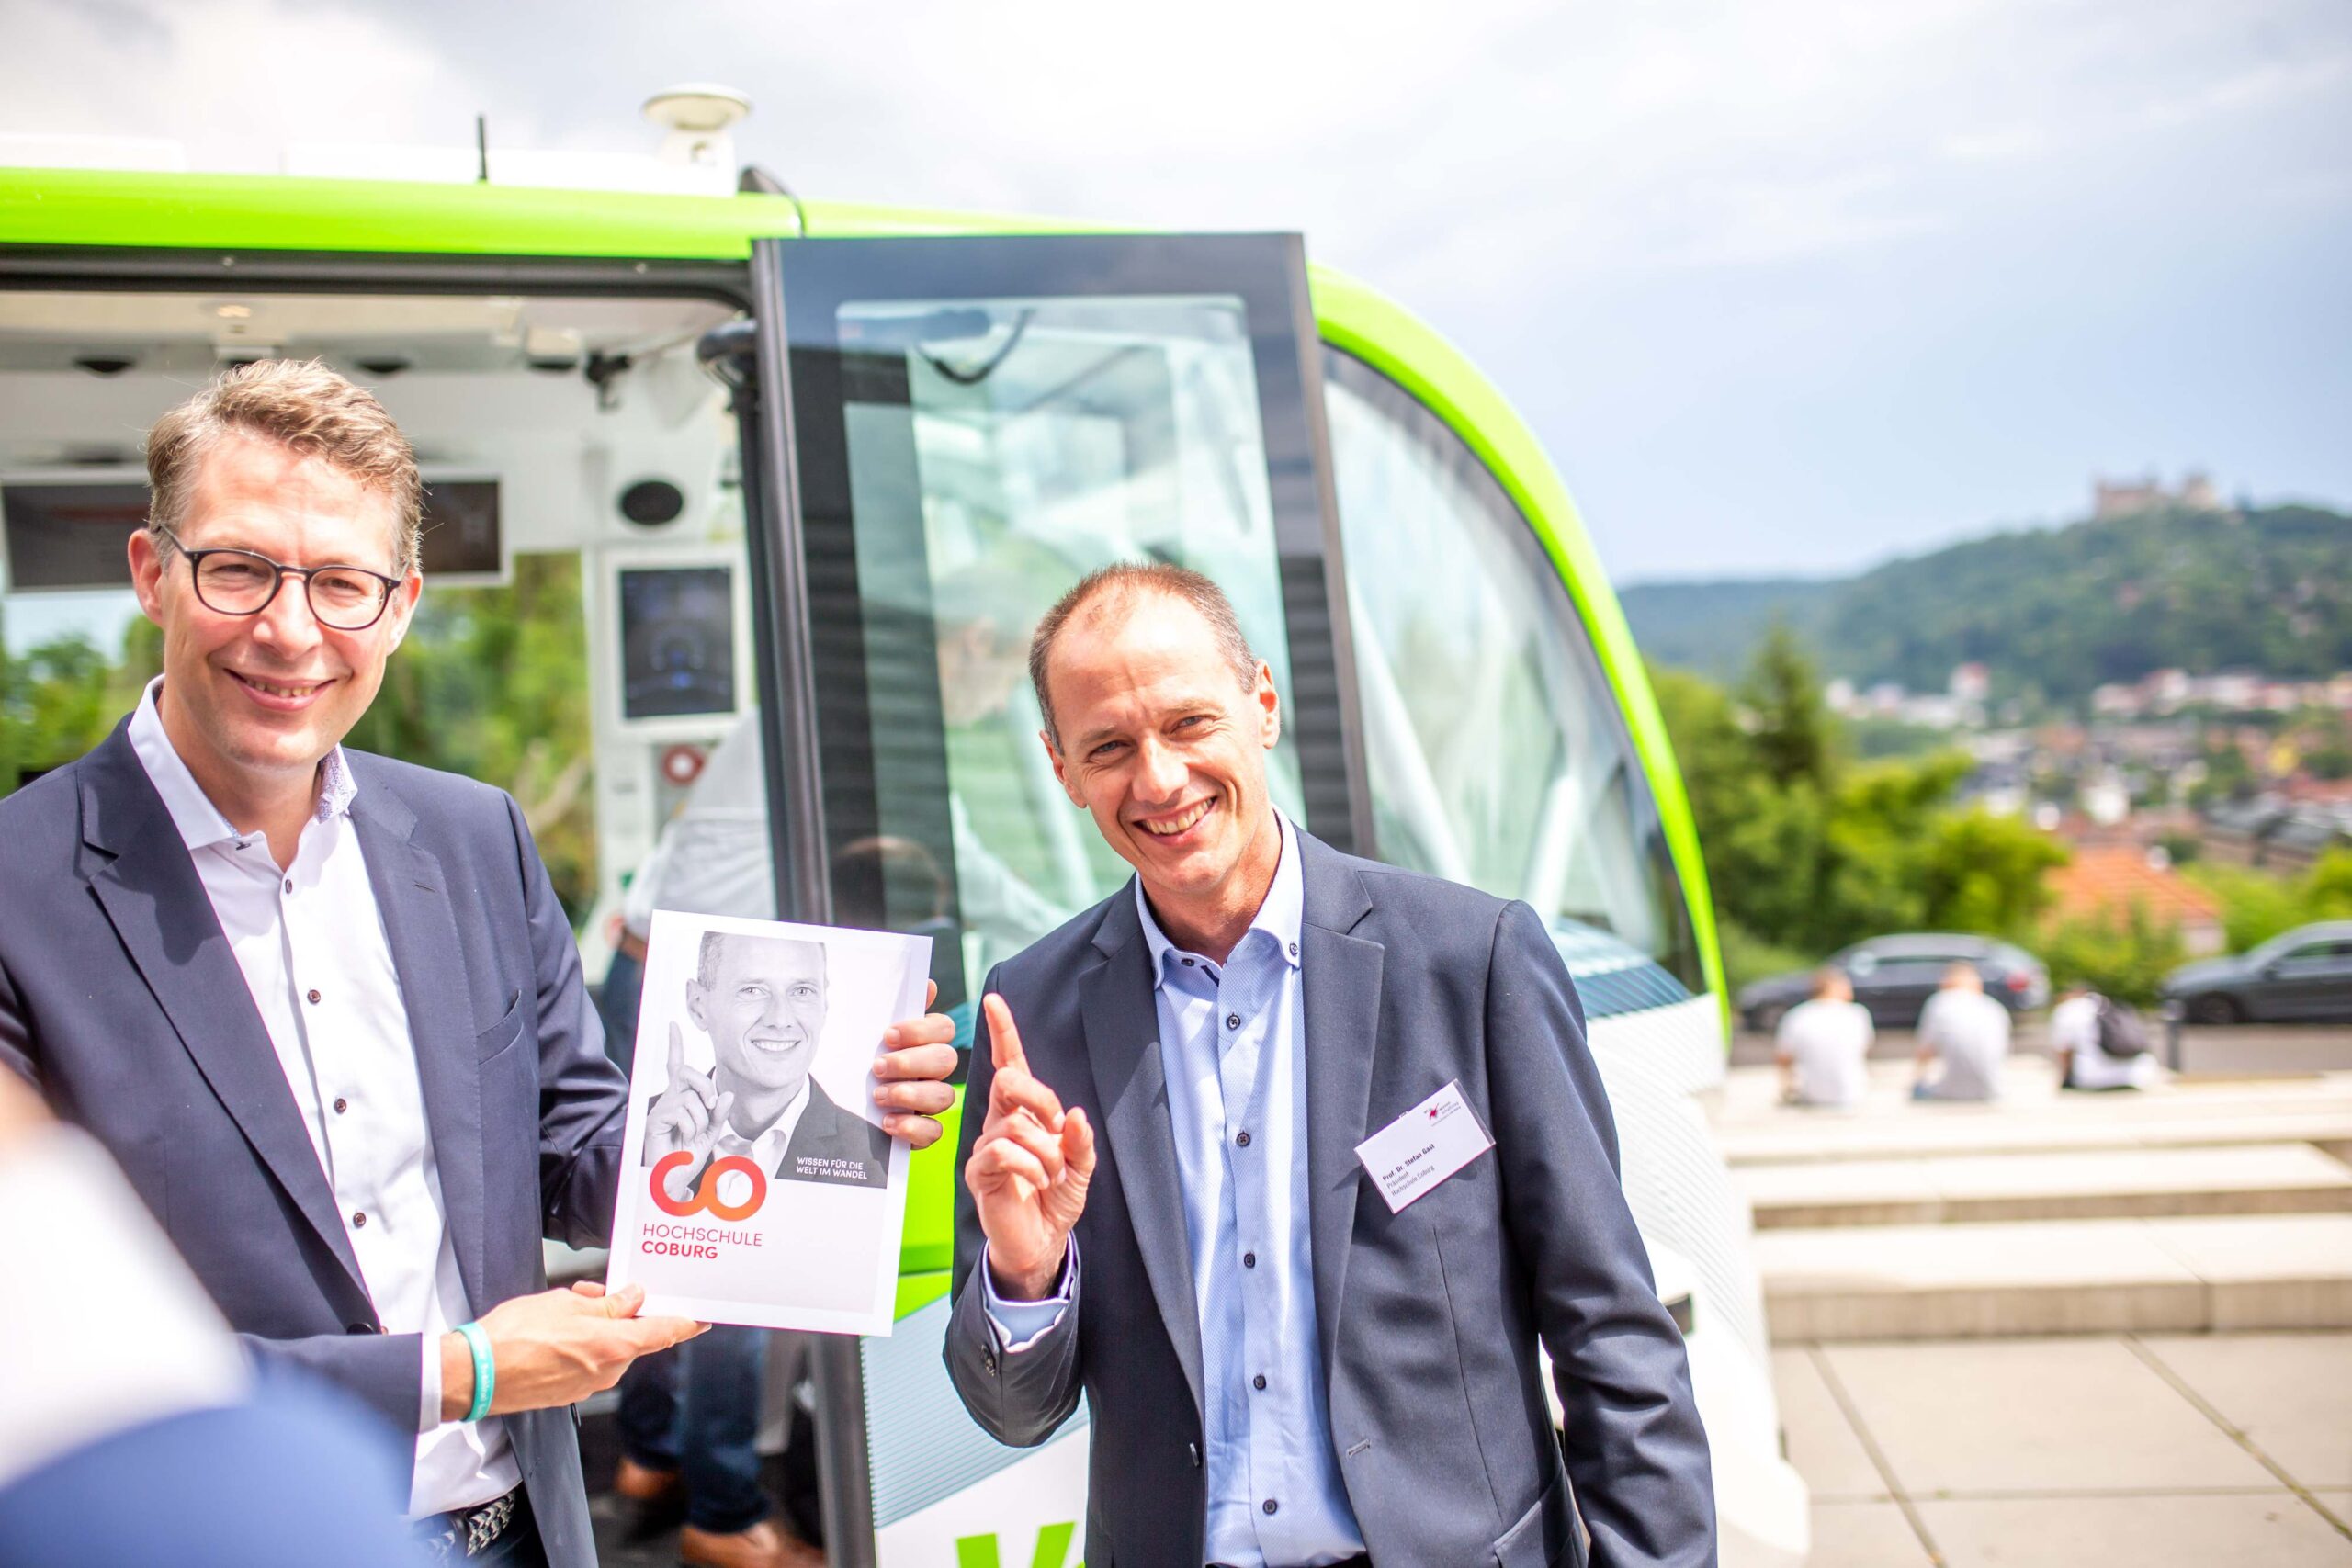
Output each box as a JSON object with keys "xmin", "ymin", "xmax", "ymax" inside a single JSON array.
[
  {"xmin": 0, "ymin": 1378, "xmax": 425, "ymax": 1568},
  {"xmin": 945, "ymin": 829, "xmax": 1717, "ymax": 1568},
  {"xmin": 0, "ymin": 722, "xmax": 628, "ymax": 1568}
]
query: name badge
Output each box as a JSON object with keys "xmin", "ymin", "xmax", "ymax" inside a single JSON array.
[{"xmin": 1354, "ymin": 1079, "xmax": 1494, "ymax": 1213}]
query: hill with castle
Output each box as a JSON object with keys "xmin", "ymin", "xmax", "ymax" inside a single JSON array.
[{"xmin": 1621, "ymin": 475, "xmax": 2352, "ymax": 711}]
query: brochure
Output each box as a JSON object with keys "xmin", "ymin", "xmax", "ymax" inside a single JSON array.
[{"xmin": 606, "ymin": 908, "xmax": 931, "ymax": 1335}]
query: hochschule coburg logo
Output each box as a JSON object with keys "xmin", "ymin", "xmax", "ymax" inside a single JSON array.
[{"xmin": 649, "ymin": 1151, "xmax": 768, "ymax": 1222}]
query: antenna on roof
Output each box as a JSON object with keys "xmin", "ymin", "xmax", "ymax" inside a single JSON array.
[{"xmin": 642, "ymin": 84, "xmax": 752, "ymax": 173}]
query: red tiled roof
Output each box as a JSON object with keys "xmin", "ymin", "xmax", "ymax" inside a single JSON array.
[{"xmin": 2046, "ymin": 845, "xmax": 2222, "ymax": 924}]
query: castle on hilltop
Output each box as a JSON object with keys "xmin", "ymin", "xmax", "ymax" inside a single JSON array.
[{"xmin": 2093, "ymin": 469, "xmax": 2223, "ymax": 519}]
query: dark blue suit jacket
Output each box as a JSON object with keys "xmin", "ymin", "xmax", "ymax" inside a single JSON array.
[
  {"xmin": 945, "ymin": 829, "xmax": 1716, "ymax": 1568},
  {"xmin": 0, "ymin": 1378, "xmax": 425, "ymax": 1568},
  {"xmin": 0, "ymin": 722, "xmax": 628, "ymax": 1568}
]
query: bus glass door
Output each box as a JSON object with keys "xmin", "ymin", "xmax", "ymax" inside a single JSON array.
[{"xmin": 746, "ymin": 231, "xmax": 1360, "ymax": 1568}]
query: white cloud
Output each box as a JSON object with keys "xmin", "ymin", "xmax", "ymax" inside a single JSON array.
[{"xmin": 6, "ymin": 0, "xmax": 573, "ymax": 175}]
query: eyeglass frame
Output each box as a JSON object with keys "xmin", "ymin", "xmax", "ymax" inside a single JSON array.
[{"xmin": 153, "ymin": 525, "xmax": 409, "ymax": 632}]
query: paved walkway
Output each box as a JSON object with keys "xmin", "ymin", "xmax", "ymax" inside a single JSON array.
[{"xmin": 1781, "ymin": 1333, "xmax": 2352, "ymax": 1564}]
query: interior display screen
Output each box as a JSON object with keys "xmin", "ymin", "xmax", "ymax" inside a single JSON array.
[
  {"xmin": 618, "ymin": 564, "xmax": 736, "ymax": 720},
  {"xmin": 2, "ymin": 477, "xmax": 500, "ymax": 588},
  {"xmin": 418, "ymin": 479, "xmax": 502, "ymax": 575},
  {"xmin": 1, "ymin": 482, "xmax": 149, "ymax": 590}
]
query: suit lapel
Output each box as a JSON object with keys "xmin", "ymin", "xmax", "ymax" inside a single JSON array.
[
  {"xmin": 79, "ymin": 727, "xmax": 368, "ymax": 1302},
  {"xmin": 346, "ymin": 768, "xmax": 490, "ymax": 1314},
  {"xmin": 1080, "ymin": 889, "xmax": 1205, "ymax": 1419},
  {"xmin": 1297, "ymin": 832, "xmax": 1385, "ymax": 1380}
]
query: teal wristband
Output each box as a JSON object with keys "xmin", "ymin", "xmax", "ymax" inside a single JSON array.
[{"xmin": 456, "ymin": 1321, "xmax": 494, "ymax": 1424}]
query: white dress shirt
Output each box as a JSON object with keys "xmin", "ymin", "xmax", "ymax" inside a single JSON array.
[
  {"xmin": 129, "ymin": 679, "xmax": 518, "ymax": 1517},
  {"xmin": 986, "ymin": 814, "xmax": 1364, "ymax": 1567}
]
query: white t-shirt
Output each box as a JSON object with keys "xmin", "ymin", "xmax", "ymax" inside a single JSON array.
[
  {"xmin": 1916, "ymin": 988, "xmax": 2011, "ymax": 1100},
  {"xmin": 1775, "ymin": 998, "xmax": 1874, "ymax": 1107},
  {"xmin": 2051, "ymin": 994, "xmax": 2161, "ymax": 1090}
]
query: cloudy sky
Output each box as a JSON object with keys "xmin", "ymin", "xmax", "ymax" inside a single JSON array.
[{"xmin": 6, "ymin": 0, "xmax": 2348, "ymax": 582}]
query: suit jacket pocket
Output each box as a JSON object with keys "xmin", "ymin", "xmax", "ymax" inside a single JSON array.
[
  {"xmin": 475, "ymin": 989, "xmax": 526, "ymax": 1062},
  {"xmin": 1493, "ymin": 1469, "xmax": 1580, "ymax": 1568}
]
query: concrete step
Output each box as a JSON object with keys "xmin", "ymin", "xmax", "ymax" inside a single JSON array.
[
  {"xmin": 1738, "ymin": 1143, "xmax": 2352, "ymax": 1229},
  {"xmin": 1759, "ymin": 1213, "xmax": 2352, "ymax": 1341},
  {"xmin": 1712, "ymin": 1065, "xmax": 2352, "ymax": 1168}
]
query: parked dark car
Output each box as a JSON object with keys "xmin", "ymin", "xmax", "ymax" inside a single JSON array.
[
  {"xmin": 1737, "ymin": 933, "xmax": 2050, "ymax": 1033},
  {"xmin": 2161, "ymin": 920, "xmax": 2352, "ymax": 1024}
]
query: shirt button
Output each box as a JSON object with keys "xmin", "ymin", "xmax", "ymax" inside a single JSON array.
[
  {"xmin": 1289, "ymin": 941, "xmax": 1299, "ymax": 957},
  {"xmin": 1252, "ymin": 1373, "xmax": 1268, "ymax": 1391},
  {"xmin": 1227, "ymin": 1012, "xmax": 1241, "ymax": 1030},
  {"xmin": 283, "ymin": 878, "xmax": 293, "ymax": 894},
  {"xmin": 1243, "ymin": 1251, "xmax": 1257, "ymax": 1268},
  {"xmin": 1262, "ymin": 1499, "xmax": 1279, "ymax": 1516},
  {"xmin": 351, "ymin": 1212, "xmax": 368, "ymax": 1228},
  {"xmin": 307, "ymin": 988, "xmax": 322, "ymax": 1005},
  {"xmin": 1235, "ymin": 1130, "xmax": 1251, "ymax": 1147},
  {"xmin": 1182, "ymin": 957, "xmax": 1194, "ymax": 967},
  {"xmin": 334, "ymin": 1097, "xmax": 349, "ymax": 1114}
]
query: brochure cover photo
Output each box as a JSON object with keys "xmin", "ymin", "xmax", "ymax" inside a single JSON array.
[{"xmin": 607, "ymin": 908, "xmax": 932, "ymax": 1335}]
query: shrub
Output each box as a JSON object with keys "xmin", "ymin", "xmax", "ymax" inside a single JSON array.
[{"xmin": 2038, "ymin": 902, "xmax": 2188, "ymax": 1008}]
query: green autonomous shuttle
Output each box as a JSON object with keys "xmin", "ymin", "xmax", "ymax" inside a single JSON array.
[{"xmin": 0, "ymin": 124, "xmax": 1805, "ymax": 1567}]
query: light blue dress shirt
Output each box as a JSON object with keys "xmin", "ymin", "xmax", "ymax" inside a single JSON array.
[{"xmin": 986, "ymin": 814, "xmax": 1364, "ymax": 1567}]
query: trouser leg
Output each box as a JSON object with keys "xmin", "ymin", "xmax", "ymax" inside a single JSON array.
[{"xmin": 677, "ymin": 1324, "xmax": 773, "ymax": 1534}]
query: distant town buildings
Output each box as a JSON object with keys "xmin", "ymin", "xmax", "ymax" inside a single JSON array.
[
  {"xmin": 2091, "ymin": 670, "xmax": 2352, "ymax": 721},
  {"xmin": 1823, "ymin": 661, "xmax": 1996, "ymax": 729},
  {"xmin": 1818, "ymin": 649, "xmax": 2352, "ymax": 897},
  {"xmin": 2200, "ymin": 798, "xmax": 2352, "ymax": 874},
  {"xmin": 2093, "ymin": 469, "xmax": 2224, "ymax": 520}
]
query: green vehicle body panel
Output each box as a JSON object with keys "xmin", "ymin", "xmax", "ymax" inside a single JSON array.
[{"xmin": 0, "ymin": 168, "xmax": 1729, "ymax": 1306}]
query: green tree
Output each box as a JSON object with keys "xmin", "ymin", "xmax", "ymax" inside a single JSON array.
[
  {"xmin": 1654, "ymin": 637, "xmax": 2065, "ymax": 976},
  {"xmin": 2040, "ymin": 903, "xmax": 2189, "ymax": 1007},
  {"xmin": 0, "ymin": 630, "xmax": 122, "ymax": 793},
  {"xmin": 1739, "ymin": 623, "xmax": 1837, "ymax": 789},
  {"xmin": 2187, "ymin": 849, "xmax": 2352, "ymax": 952}
]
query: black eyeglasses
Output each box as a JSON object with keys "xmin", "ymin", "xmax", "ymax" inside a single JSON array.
[{"xmin": 156, "ymin": 526, "xmax": 404, "ymax": 631}]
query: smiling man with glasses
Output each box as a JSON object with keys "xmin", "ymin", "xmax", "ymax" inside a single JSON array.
[{"xmin": 0, "ymin": 359, "xmax": 962, "ymax": 1568}]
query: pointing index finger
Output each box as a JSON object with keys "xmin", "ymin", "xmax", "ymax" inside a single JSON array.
[
  {"xmin": 666, "ymin": 1021, "xmax": 684, "ymax": 1083},
  {"xmin": 984, "ymin": 993, "xmax": 1027, "ymax": 1074}
]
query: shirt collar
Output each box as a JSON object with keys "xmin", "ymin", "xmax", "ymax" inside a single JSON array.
[
  {"xmin": 1135, "ymin": 808, "xmax": 1304, "ymax": 987},
  {"xmin": 126, "ymin": 676, "xmax": 358, "ymax": 855}
]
